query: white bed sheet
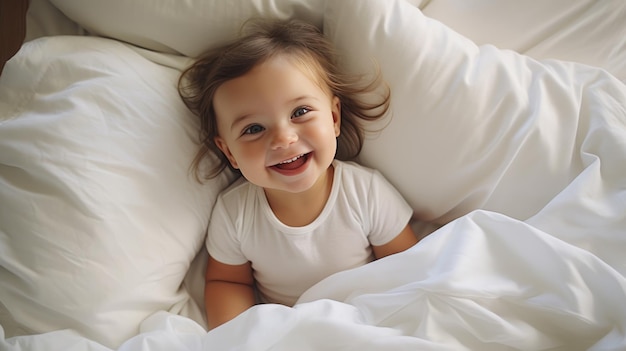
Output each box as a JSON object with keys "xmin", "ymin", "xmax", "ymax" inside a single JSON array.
[
  {"xmin": 2, "ymin": 211, "xmax": 625, "ymax": 350},
  {"xmin": 1, "ymin": 0, "xmax": 625, "ymax": 350}
]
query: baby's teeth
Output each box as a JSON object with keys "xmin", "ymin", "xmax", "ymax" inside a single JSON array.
[{"xmin": 280, "ymin": 154, "xmax": 303, "ymax": 164}]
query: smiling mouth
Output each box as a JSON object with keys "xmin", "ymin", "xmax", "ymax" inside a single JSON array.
[{"xmin": 272, "ymin": 153, "xmax": 310, "ymax": 171}]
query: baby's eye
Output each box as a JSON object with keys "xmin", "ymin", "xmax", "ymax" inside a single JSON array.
[
  {"xmin": 292, "ymin": 107, "xmax": 311, "ymax": 118},
  {"xmin": 243, "ymin": 124, "xmax": 264, "ymax": 135}
]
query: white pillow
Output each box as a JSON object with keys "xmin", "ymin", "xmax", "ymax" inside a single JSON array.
[
  {"xmin": 324, "ymin": 0, "xmax": 625, "ymax": 223},
  {"xmin": 45, "ymin": 0, "xmax": 431, "ymax": 57},
  {"xmin": 0, "ymin": 36, "xmax": 231, "ymax": 348},
  {"xmin": 421, "ymin": 0, "xmax": 626, "ymax": 82},
  {"xmin": 48, "ymin": 0, "xmax": 326, "ymax": 56}
]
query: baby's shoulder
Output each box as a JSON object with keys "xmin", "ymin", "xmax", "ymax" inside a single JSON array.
[
  {"xmin": 216, "ymin": 177, "xmax": 258, "ymax": 208},
  {"xmin": 335, "ymin": 160, "xmax": 380, "ymax": 187}
]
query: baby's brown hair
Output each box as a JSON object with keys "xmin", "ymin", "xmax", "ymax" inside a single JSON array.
[{"xmin": 179, "ymin": 18, "xmax": 390, "ymax": 180}]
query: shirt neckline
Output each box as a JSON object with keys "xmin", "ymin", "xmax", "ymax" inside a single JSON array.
[{"xmin": 257, "ymin": 160, "xmax": 342, "ymax": 235}]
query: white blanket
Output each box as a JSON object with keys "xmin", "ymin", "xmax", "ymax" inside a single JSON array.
[{"xmin": 3, "ymin": 212, "xmax": 626, "ymax": 350}]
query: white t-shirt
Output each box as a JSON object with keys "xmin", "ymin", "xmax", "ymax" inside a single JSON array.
[{"xmin": 206, "ymin": 160, "xmax": 413, "ymax": 306}]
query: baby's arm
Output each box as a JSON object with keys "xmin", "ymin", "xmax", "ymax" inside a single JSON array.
[
  {"xmin": 204, "ymin": 256, "xmax": 255, "ymax": 329},
  {"xmin": 372, "ymin": 224, "xmax": 419, "ymax": 259}
]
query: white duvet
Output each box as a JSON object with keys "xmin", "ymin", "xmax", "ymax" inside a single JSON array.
[
  {"xmin": 3, "ymin": 211, "xmax": 626, "ymax": 350},
  {"xmin": 1, "ymin": 0, "xmax": 625, "ymax": 350}
]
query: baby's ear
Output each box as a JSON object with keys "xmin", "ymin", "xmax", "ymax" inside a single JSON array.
[
  {"xmin": 214, "ymin": 137, "xmax": 239, "ymax": 169},
  {"xmin": 332, "ymin": 96, "xmax": 341, "ymax": 137}
]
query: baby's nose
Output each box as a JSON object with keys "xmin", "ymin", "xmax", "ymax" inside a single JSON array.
[{"xmin": 270, "ymin": 126, "xmax": 298, "ymax": 150}]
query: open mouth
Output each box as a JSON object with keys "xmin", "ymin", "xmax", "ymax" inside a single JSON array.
[{"xmin": 272, "ymin": 153, "xmax": 310, "ymax": 171}]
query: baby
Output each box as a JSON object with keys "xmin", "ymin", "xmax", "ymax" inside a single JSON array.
[{"xmin": 179, "ymin": 19, "xmax": 418, "ymax": 329}]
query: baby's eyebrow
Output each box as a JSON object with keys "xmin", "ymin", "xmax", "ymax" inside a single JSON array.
[
  {"xmin": 289, "ymin": 95, "xmax": 319, "ymax": 104},
  {"xmin": 230, "ymin": 114, "xmax": 254, "ymax": 132}
]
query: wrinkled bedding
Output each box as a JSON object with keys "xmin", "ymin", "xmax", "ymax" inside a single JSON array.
[
  {"xmin": 1, "ymin": 0, "xmax": 625, "ymax": 350},
  {"xmin": 3, "ymin": 211, "xmax": 626, "ymax": 350}
]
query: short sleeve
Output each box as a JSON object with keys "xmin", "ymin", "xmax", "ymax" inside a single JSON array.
[
  {"xmin": 206, "ymin": 194, "xmax": 249, "ymax": 265},
  {"xmin": 366, "ymin": 170, "xmax": 414, "ymax": 246}
]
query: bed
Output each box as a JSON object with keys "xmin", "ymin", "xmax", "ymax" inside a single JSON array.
[{"xmin": 1, "ymin": 0, "xmax": 625, "ymax": 350}]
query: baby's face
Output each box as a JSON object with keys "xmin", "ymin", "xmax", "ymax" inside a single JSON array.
[{"xmin": 213, "ymin": 54, "xmax": 341, "ymax": 195}]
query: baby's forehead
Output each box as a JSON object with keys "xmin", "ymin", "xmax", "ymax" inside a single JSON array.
[
  {"xmin": 213, "ymin": 53, "xmax": 332, "ymax": 108},
  {"xmin": 217, "ymin": 52, "xmax": 332, "ymax": 99},
  {"xmin": 275, "ymin": 52, "xmax": 332, "ymax": 94}
]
